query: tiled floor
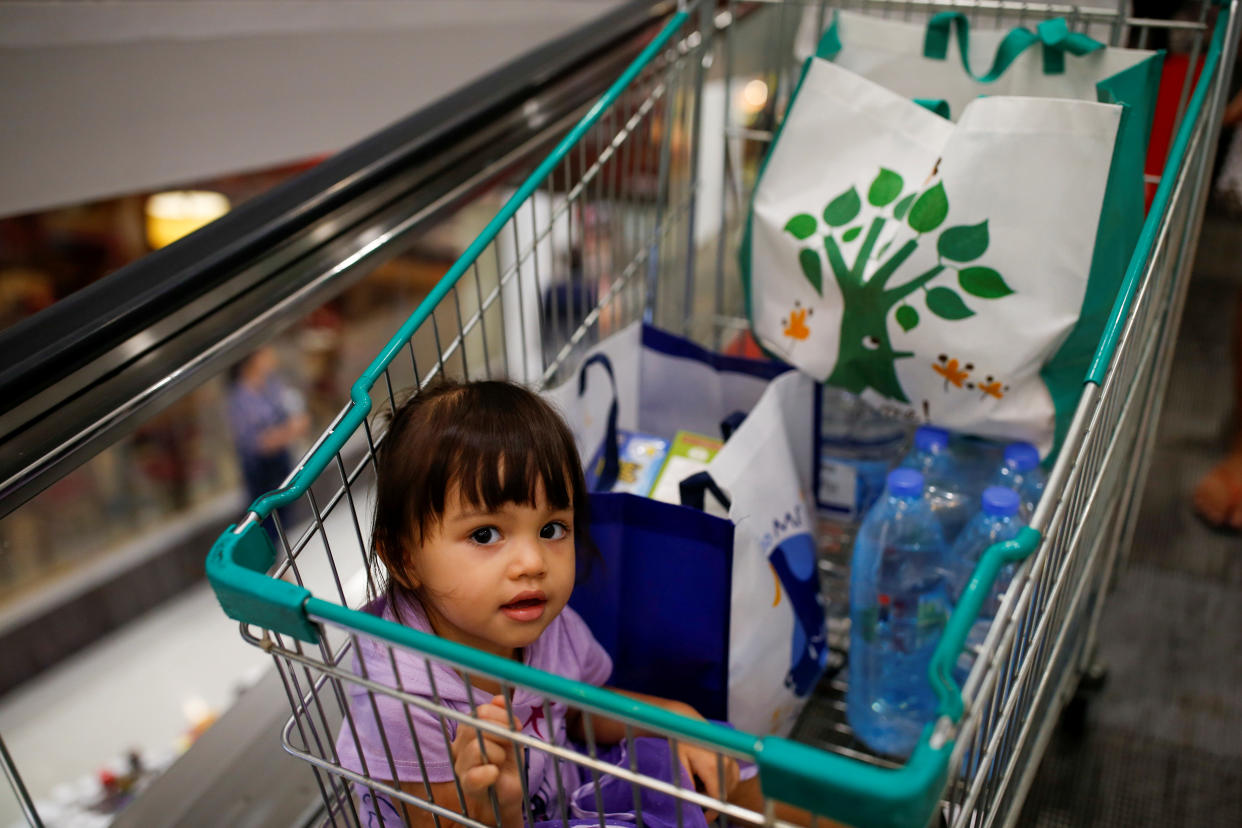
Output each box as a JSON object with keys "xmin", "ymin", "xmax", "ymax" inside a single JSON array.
[{"xmin": 1016, "ymin": 211, "xmax": 1242, "ymax": 826}]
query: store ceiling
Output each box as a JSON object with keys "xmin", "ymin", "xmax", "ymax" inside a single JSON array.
[{"xmin": 0, "ymin": 0, "xmax": 623, "ymax": 218}]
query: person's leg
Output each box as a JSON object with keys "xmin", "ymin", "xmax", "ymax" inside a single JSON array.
[{"xmin": 1193, "ymin": 289, "xmax": 1242, "ymax": 529}]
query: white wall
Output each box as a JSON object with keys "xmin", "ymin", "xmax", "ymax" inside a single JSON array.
[{"xmin": 0, "ymin": 1, "xmax": 622, "ymax": 218}]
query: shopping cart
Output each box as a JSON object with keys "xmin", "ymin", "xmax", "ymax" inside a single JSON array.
[{"xmin": 207, "ymin": 2, "xmax": 1240, "ymax": 826}]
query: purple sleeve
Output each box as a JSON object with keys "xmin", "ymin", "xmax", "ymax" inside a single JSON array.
[
  {"xmin": 551, "ymin": 605, "xmax": 613, "ymax": 687},
  {"xmin": 334, "ymin": 638, "xmax": 457, "ymax": 785}
]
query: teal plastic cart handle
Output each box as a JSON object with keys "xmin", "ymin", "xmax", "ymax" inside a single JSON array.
[
  {"xmin": 207, "ymin": 521, "xmax": 319, "ymax": 643},
  {"xmin": 929, "ymin": 527, "xmax": 1042, "ymax": 722},
  {"xmin": 306, "ymin": 597, "xmax": 954, "ymax": 828}
]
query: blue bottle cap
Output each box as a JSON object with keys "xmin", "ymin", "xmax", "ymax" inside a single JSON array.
[
  {"xmin": 981, "ymin": 486, "xmax": 1021, "ymax": 517},
  {"xmin": 1003, "ymin": 442, "xmax": 1040, "ymax": 472},
  {"xmin": 888, "ymin": 468, "xmax": 924, "ymax": 498},
  {"xmin": 913, "ymin": 425, "xmax": 951, "ymax": 453}
]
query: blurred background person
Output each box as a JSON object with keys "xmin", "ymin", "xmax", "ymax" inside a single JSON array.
[{"xmin": 226, "ymin": 346, "xmax": 309, "ymax": 540}]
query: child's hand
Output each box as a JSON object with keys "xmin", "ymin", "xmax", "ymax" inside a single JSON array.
[
  {"xmin": 451, "ymin": 695, "xmax": 525, "ymax": 827},
  {"xmin": 666, "ymin": 704, "xmax": 741, "ymax": 818}
]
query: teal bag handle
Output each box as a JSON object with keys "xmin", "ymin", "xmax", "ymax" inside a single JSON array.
[
  {"xmin": 913, "ymin": 97, "xmax": 951, "ymax": 119},
  {"xmin": 923, "ymin": 12, "xmax": 1103, "ymax": 81}
]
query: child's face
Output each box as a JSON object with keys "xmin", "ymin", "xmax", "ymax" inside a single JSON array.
[{"xmin": 409, "ymin": 481, "xmax": 576, "ymax": 660}]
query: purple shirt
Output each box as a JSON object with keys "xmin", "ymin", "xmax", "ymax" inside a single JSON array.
[{"xmin": 335, "ymin": 592, "xmax": 613, "ymax": 811}]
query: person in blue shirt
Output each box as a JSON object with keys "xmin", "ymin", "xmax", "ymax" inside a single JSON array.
[{"xmin": 226, "ymin": 346, "xmax": 309, "ymax": 539}]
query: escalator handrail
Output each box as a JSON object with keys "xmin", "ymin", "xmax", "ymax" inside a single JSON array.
[{"xmin": 0, "ymin": 0, "xmax": 673, "ymax": 423}]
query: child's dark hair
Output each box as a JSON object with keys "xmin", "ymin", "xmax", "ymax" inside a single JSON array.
[{"xmin": 370, "ymin": 379, "xmax": 593, "ymax": 611}]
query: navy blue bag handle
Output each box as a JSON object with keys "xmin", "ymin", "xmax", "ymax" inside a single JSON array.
[
  {"xmin": 678, "ymin": 471, "xmax": 733, "ymax": 514},
  {"xmin": 719, "ymin": 410, "xmax": 748, "ymax": 442},
  {"xmin": 578, "ymin": 353, "xmax": 620, "ymax": 492}
]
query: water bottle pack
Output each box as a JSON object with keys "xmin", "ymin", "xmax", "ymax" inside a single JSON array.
[{"xmin": 838, "ymin": 422, "xmax": 1045, "ymax": 758}]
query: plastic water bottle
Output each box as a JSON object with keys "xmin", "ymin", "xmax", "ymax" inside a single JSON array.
[
  {"xmin": 846, "ymin": 469, "xmax": 952, "ymax": 758},
  {"xmin": 900, "ymin": 426, "xmax": 973, "ymax": 543},
  {"xmin": 991, "ymin": 442, "xmax": 1047, "ymax": 520},
  {"xmin": 816, "ymin": 389, "xmax": 910, "ymax": 624},
  {"xmin": 948, "ymin": 486, "xmax": 1025, "ymax": 682}
]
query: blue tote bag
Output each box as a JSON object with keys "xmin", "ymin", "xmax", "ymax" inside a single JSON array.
[{"xmin": 546, "ymin": 324, "xmax": 829, "ymax": 736}]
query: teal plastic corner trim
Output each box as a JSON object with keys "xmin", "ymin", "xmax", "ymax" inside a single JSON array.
[
  {"xmin": 1089, "ymin": 3, "xmax": 1230, "ymax": 382},
  {"xmin": 206, "ymin": 523, "xmax": 318, "ymax": 643},
  {"xmin": 306, "ymin": 598, "xmax": 757, "ymax": 756},
  {"xmin": 755, "ymin": 732, "xmax": 951, "ymax": 827},
  {"xmin": 929, "ymin": 527, "xmax": 1042, "ymax": 722}
]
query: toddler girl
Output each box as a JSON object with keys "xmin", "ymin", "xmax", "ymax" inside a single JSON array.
[{"xmin": 334, "ymin": 380, "xmax": 766, "ymax": 828}]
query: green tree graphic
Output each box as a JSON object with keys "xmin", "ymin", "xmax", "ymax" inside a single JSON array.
[{"xmin": 783, "ymin": 167, "xmax": 1012, "ymax": 402}]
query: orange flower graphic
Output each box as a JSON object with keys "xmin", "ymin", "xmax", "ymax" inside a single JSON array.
[
  {"xmin": 932, "ymin": 355, "xmax": 971, "ymax": 389},
  {"xmin": 783, "ymin": 303, "xmax": 811, "ymax": 341}
]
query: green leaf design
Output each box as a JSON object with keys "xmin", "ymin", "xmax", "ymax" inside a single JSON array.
[
  {"xmin": 799, "ymin": 249, "xmax": 823, "ymax": 295},
  {"xmin": 908, "ymin": 182, "xmax": 949, "ymax": 234},
  {"xmin": 926, "ymin": 286, "xmax": 974, "ymax": 319},
  {"xmin": 893, "ymin": 193, "xmax": 916, "ymax": 221},
  {"xmin": 868, "ymin": 168, "xmax": 904, "ymax": 207},
  {"xmin": 896, "ymin": 304, "xmax": 919, "ymax": 332},
  {"xmin": 937, "ymin": 220, "xmax": 989, "ymax": 262},
  {"xmin": 958, "ymin": 266, "xmax": 1014, "ymax": 299},
  {"xmin": 784, "ymin": 213, "xmax": 817, "ymax": 240},
  {"xmin": 842, "ymin": 226, "xmax": 862, "ymax": 243},
  {"xmin": 823, "ymin": 187, "xmax": 861, "ymax": 227}
]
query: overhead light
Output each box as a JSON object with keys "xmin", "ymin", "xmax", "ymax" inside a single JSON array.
[
  {"xmin": 145, "ymin": 190, "xmax": 230, "ymax": 250},
  {"xmin": 739, "ymin": 79, "xmax": 769, "ymax": 115}
]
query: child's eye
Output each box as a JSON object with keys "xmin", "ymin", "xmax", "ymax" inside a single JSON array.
[
  {"xmin": 539, "ymin": 521, "xmax": 569, "ymax": 541},
  {"xmin": 469, "ymin": 527, "xmax": 501, "ymax": 545}
]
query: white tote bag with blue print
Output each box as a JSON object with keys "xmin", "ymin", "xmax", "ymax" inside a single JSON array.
[{"xmin": 703, "ymin": 369, "xmax": 826, "ymax": 735}]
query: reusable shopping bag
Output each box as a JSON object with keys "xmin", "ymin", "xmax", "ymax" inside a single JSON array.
[
  {"xmin": 544, "ymin": 322, "xmax": 828, "ymax": 736},
  {"xmin": 745, "ymin": 12, "xmax": 1163, "ymax": 457}
]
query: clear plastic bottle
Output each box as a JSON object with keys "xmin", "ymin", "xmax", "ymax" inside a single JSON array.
[
  {"xmin": 846, "ymin": 469, "xmax": 952, "ymax": 758},
  {"xmin": 900, "ymin": 426, "xmax": 974, "ymax": 544},
  {"xmin": 816, "ymin": 388, "xmax": 910, "ymax": 624},
  {"xmin": 991, "ymin": 441, "xmax": 1047, "ymax": 520},
  {"xmin": 948, "ymin": 486, "xmax": 1025, "ymax": 682}
]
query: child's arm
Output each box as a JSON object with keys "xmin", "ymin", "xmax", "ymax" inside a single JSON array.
[
  {"xmin": 396, "ymin": 697, "xmax": 525, "ymax": 828},
  {"xmin": 568, "ymin": 688, "xmax": 741, "ymax": 814}
]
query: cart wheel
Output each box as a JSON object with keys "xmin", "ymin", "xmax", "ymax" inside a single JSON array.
[{"xmin": 1060, "ymin": 661, "xmax": 1109, "ymax": 737}]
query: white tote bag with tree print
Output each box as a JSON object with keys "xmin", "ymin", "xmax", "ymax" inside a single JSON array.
[{"xmin": 742, "ymin": 58, "xmax": 1123, "ymax": 455}]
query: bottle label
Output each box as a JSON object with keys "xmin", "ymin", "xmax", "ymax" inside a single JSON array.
[
  {"xmin": 818, "ymin": 458, "xmax": 858, "ymax": 518},
  {"xmin": 858, "ymin": 605, "xmax": 879, "ymax": 643},
  {"xmin": 916, "ymin": 598, "xmax": 950, "ymax": 648}
]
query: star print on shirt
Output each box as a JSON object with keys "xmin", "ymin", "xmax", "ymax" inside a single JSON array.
[{"xmin": 523, "ymin": 705, "xmax": 546, "ymax": 739}]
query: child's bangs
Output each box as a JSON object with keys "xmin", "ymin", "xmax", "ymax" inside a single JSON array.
[
  {"xmin": 449, "ymin": 429, "xmax": 577, "ymax": 516},
  {"xmin": 439, "ymin": 383, "xmax": 580, "ymax": 517}
]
